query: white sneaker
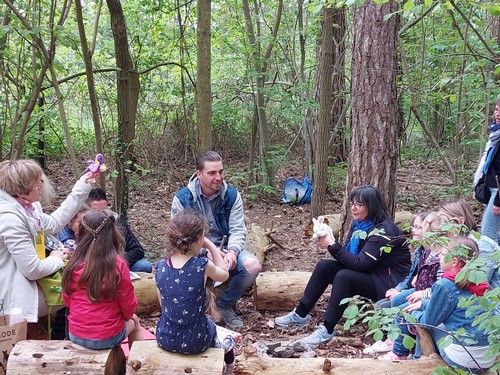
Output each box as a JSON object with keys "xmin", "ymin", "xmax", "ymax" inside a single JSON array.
[
  {"xmin": 275, "ymin": 309, "xmax": 311, "ymax": 327},
  {"xmin": 363, "ymin": 339, "xmax": 393, "ymax": 355},
  {"xmin": 299, "ymin": 325, "xmax": 334, "ymax": 347}
]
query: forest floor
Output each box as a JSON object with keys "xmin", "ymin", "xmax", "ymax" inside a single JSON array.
[{"xmin": 46, "ymin": 156, "xmax": 482, "ymax": 360}]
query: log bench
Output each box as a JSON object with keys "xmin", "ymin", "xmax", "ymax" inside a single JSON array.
[
  {"xmin": 6, "ymin": 340, "xmax": 126, "ymax": 375},
  {"xmin": 8, "ymin": 337, "xmax": 476, "ymax": 375},
  {"xmin": 133, "ymin": 270, "xmax": 310, "ymax": 313},
  {"xmin": 234, "ymin": 346, "xmax": 448, "ymax": 374},
  {"xmin": 255, "ymin": 271, "xmax": 311, "ymax": 310},
  {"xmin": 126, "ymin": 341, "xmax": 224, "ymax": 374}
]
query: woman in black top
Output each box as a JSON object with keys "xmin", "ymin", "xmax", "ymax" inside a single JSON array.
[{"xmin": 275, "ymin": 185, "xmax": 411, "ymax": 347}]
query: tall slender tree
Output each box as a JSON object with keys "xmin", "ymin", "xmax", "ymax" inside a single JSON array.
[
  {"xmin": 242, "ymin": 0, "xmax": 283, "ymax": 190},
  {"xmin": 312, "ymin": 7, "xmax": 333, "ymax": 218},
  {"xmin": 106, "ymin": 0, "xmax": 140, "ymax": 220},
  {"xmin": 196, "ymin": 0, "xmax": 212, "ymax": 153}
]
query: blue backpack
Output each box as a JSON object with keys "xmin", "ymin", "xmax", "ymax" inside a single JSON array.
[{"xmin": 281, "ymin": 175, "xmax": 313, "ymax": 205}]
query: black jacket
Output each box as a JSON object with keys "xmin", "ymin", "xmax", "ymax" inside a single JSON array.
[
  {"xmin": 328, "ymin": 218, "xmax": 411, "ymax": 299},
  {"xmin": 117, "ymin": 217, "xmax": 145, "ymax": 267}
]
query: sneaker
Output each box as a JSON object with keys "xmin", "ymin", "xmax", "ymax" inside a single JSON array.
[
  {"xmin": 377, "ymin": 351, "xmax": 409, "ymax": 361},
  {"xmin": 362, "ymin": 339, "xmax": 393, "ymax": 355},
  {"xmin": 299, "ymin": 325, "xmax": 334, "ymax": 347},
  {"xmin": 223, "ymin": 362, "xmax": 235, "ymax": 374},
  {"xmin": 218, "ymin": 306, "xmax": 243, "ymax": 328},
  {"xmin": 275, "ymin": 309, "xmax": 311, "ymax": 327}
]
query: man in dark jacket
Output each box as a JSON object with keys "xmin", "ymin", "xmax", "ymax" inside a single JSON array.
[{"xmin": 86, "ymin": 188, "xmax": 152, "ymax": 273}]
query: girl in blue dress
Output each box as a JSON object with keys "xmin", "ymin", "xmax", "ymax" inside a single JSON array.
[{"xmin": 155, "ymin": 209, "xmax": 235, "ymax": 373}]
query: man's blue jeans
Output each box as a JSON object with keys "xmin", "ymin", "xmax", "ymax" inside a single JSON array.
[
  {"xmin": 130, "ymin": 258, "xmax": 153, "ymax": 273},
  {"xmin": 217, "ymin": 249, "xmax": 258, "ymax": 308},
  {"xmin": 481, "ymin": 187, "xmax": 500, "ymax": 245}
]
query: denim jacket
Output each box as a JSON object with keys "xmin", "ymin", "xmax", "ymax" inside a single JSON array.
[
  {"xmin": 476, "ymin": 234, "xmax": 500, "ymax": 289},
  {"xmin": 415, "ymin": 278, "xmax": 490, "ymax": 346},
  {"xmin": 395, "ymin": 245, "xmax": 425, "ymax": 291}
]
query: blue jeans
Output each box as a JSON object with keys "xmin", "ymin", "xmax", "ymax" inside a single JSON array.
[
  {"xmin": 69, "ymin": 328, "xmax": 126, "ymax": 350},
  {"xmin": 391, "ymin": 289, "xmax": 416, "ymax": 356},
  {"xmin": 392, "ymin": 309, "xmax": 416, "ymax": 356},
  {"xmin": 217, "ymin": 249, "xmax": 258, "ymax": 308},
  {"xmin": 390, "ymin": 288, "xmax": 415, "ymax": 308},
  {"xmin": 481, "ymin": 187, "xmax": 500, "ymax": 245},
  {"xmin": 130, "ymin": 258, "xmax": 153, "ymax": 273}
]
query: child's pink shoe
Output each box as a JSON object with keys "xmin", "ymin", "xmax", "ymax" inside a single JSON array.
[
  {"xmin": 377, "ymin": 351, "xmax": 409, "ymax": 361},
  {"xmin": 362, "ymin": 339, "xmax": 393, "ymax": 355}
]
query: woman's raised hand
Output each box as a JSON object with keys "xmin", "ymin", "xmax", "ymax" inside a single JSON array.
[{"xmin": 79, "ymin": 171, "xmax": 96, "ymax": 185}]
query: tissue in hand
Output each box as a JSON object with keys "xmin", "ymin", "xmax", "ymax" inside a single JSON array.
[{"xmin": 312, "ymin": 216, "xmax": 330, "ymax": 239}]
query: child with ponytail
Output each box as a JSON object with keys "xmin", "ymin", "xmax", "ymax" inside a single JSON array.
[{"xmin": 155, "ymin": 209, "xmax": 236, "ymax": 373}]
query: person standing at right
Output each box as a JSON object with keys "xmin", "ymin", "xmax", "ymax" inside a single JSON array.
[{"xmin": 473, "ymin": 98, "xmax": 500, "ymax": 244}]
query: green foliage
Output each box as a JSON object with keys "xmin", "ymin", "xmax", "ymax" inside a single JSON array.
[{"xmin": 326, "ymin": 162, "xmax": 348, "ymax": 193}]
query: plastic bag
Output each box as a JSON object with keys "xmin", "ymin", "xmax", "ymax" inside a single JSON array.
[{"xmin": 281, "ymin": 175, "xmax": 313, "ymax": 205}]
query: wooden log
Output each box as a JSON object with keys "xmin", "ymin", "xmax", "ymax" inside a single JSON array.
[
  {"xmin": 416, "ymin": 326, "xmax": 437, "ymax": 356},
  {"xmin": 133, "ymin": 272, "xmax": 160, "ymax": 315},
  {"xmin": 233, "ymin": 348, "xmax": 448, "ymax": 374},
  {"xmin": 126, "ymin": 341, "xmax": 224, "ymax": 374},
  {"xmin": 304, "ymin": 211, "xmax": 415, "ymax": 238},
  {"xmin": 6, "ymin": 340, "xmax": 126, "ymax": 375},
  {"xmin": 245, "ymin": 223, "xmax": 272, "ymax": 266},
  {"xmin": 255, "ymin": 271, "xmax": 311, "ymax": 311}
]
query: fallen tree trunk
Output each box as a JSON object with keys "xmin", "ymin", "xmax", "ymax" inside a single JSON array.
[
  {"xmin": 126, "ymin": 341, "xmax": 224, "ymax": 374},
  {"xmin": 304, "ymin": 211, "xmax": 415, "ymax": 238},
  {"xmin": 233, "ymin": 347, "xmax": 448, "ymax": 374},
  {"xmin": 254, "ymin": 271, "xmax": 311, "ymax": 311},
  {"xmin": 133, "ymin": 272, "xmax": 160, "ymax": 315},
  {"xmin": 6, "ymin": 340, "xmax": 125, "ymax": 375},
  {"xmin": 134, "ymin": 225, "xmax": 271, "ymax": 315},
  {"xmin": 244, "ymin": 223, "xmax": 272, "ymax": 266}
]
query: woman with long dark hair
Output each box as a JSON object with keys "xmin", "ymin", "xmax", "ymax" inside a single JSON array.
[{"xmin": 275, "ymin": 185, "xmax": 411, "ymax": 347}]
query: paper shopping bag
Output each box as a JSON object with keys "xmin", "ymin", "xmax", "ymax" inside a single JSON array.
[{"xmin": 0, "ymin": 315, "xmax": 27, "ymax": 375}]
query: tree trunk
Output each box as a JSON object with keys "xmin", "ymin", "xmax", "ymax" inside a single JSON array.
[
  {"xmin": 255, "ymin": 271, "xmax": 311, "ymax": 311},
  {"xmin": 312, "ymin": 7, "xmax": 333, "ymax": 218},
  {"xmin": 329, "ymin": 7, "xmax": 347, "ymax": 163},
  {"xmin": 234, "ymin": 348, "xmax": 447, "ymax": 374},
  {"xmin": 106, "ymin": 0, "xmax": 138, "ymax": 220},
  {"xmin": 7, "ymin": 340, "xmax": 126, "ymax": 375},
  {"xmin": 196, "ymin": 0, "xmax": 212, "ymax": 153},
  {"xmin": 341, "ymin": 0, "xmax": 401, "ymax": 237},
  {"xmin": 241, "ymin": 0, "xmax": 283, "ymax": 191},
  {"xmin": 127, "ymin": 342, "xmax": 224, "ymax": 374},
  {"xmin": 297, "ymin": 0, "xmax": 315, "ymax": 176}
]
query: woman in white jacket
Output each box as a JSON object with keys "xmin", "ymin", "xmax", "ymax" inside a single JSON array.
[{"xmin": 0, "ymin": 159, "xmax": 93, "ymax": 324}]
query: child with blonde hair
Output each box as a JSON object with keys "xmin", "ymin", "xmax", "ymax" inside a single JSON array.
[
  {"xmin": 379, "ymin": 211, "xmax": 450, "ymax": 360},
  {"xmin": 155, "ymin": 209, "xmax": 236, "ymax": 373},
  {"xmin": 410, "ymin": 236, "xmax": 493, "ymax": 373}
]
